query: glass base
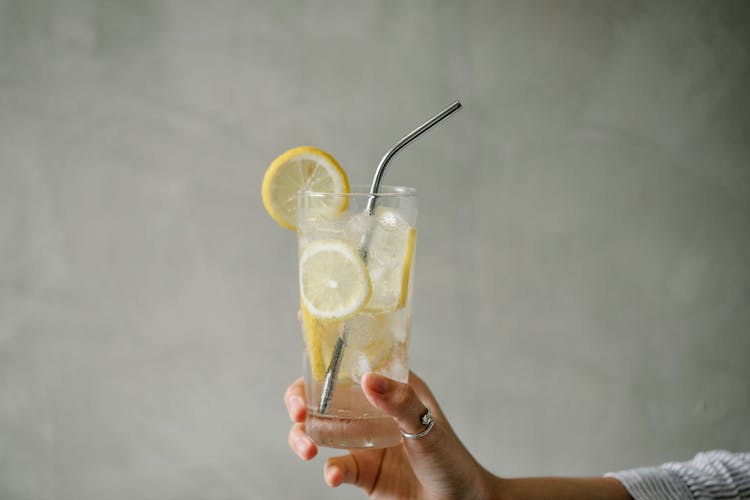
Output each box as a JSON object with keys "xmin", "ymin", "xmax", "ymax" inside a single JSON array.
[{"xmin": 306, "ymin": 410, "xmax": 402, "ymax": 449}]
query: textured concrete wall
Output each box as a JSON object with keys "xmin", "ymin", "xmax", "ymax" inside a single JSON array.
[{"xmin": 1, "ymin": 1, "xmax": 749, "ymax": 499}]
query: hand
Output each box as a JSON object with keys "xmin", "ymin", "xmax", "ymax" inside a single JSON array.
[{"xmin": 284, "ymin": 371, "xmax": 496, "ymax": 499}]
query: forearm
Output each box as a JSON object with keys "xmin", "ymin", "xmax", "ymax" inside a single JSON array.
[{"xmin": 488, "ymin": 475, "xmax": 632, "ymax": 500}]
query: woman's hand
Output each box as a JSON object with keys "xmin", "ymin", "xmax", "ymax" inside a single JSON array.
[{"xmin": 284, "ymin": 371, "xmax": 497, "ymax": 499}]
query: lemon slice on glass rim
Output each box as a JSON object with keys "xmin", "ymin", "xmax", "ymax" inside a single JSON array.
[{"xmin": 261, "ymin": 146, "xmax": 349, "ymax": 230}]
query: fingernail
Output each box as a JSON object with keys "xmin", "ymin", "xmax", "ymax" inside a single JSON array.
[{"xmin": 368, "ymin": 374, "xmax": 389, "ymax": 395}]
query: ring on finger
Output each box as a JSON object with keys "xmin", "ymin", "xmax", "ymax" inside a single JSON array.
[{"xmin": 400, "ymin": 407, "xmax": 435, "ymax": 439}]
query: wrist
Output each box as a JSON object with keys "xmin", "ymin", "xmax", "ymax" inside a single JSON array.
[
  {"xmin": 479, "ymin": 471, "xmax": 509, "ymax": 500},
  {"xmin": 479, "ymin": 475, "xmax": 632, "ymax": 500}
]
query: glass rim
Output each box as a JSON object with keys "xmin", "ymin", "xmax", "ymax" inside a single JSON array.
[{"xmin": 299, "ymin": 184, "xmax": 417, "ymax": 198}]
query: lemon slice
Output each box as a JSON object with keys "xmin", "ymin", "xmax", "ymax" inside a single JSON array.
[
  {"xmin": 301, "ymin": 306, "xmax": 394, "ymax": 382},
  {"xmin": 314, "ymin": 312, "xmax": 394, "ymax": 383},
  {"xmin": 300, "ymin": 302, "xmax": 341, "ymax": 381},
  {"xmin": 299, "ymin": 239, "xmax": 372, "ymax": 320},
  {"xmin": 364, "ymin": 208, "xmax": 417, "ymax": 311},
  {"xmin": 261, "ymin": 146, "xmax": 349, "ymax": 230}
]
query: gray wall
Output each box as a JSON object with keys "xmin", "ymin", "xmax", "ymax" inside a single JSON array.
[{"xmin": 1, "ymin": 1, "xmax": 749, "ymax": 499}]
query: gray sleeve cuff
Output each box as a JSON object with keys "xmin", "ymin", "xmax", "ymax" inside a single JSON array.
[{"xmin": 605, "ymin": 466, "xmax": 694, "ymax": 500}]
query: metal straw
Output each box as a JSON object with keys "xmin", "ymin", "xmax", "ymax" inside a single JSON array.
[{"xmin": 318, "ymin": 100, "xmax": 462, "ymax": 414}]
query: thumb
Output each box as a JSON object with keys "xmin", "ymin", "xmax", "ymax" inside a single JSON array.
[
  {"xmin": 361, "ymin": 373, "xmax": 490, "ymax": 497},
  {"xmin": 361, "ymin": 373, "xmax": 436, "ymax": 441}
]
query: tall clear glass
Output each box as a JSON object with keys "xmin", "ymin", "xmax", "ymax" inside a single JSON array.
[{"xmin": 297, "ymin": 185, "xmax": 417, "ymax": 449}]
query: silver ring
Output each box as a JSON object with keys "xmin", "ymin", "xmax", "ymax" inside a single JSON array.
[{"xmin": 401, "ymin": 408, "xmax": 435, "ymax": 439}]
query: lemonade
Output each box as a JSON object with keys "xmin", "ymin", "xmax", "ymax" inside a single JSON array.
[
  {"xmin": 261, "ymin": 146, "xmax": 417, "ymax": 449},
  {"xmin": 298, "ymin": 187, "xmax": 417, "ymax": 448}
]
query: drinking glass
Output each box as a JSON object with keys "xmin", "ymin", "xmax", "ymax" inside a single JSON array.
[{"xmin": 297, "ymin": 185, "xmax": 417, "ymax": 449}]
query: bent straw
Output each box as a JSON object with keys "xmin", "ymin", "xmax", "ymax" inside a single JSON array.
[{"xmin": 318, "ymin": 100, "xmax": 462, "ymax": 415}]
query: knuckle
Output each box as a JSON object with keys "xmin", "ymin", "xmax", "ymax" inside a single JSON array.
[
  {"xmin": 284, "ymin": 378, "xmax": 304, "ymax": 401},
  {"xmin": 391, "ymin": 383, "xmax": 414, "ymax": 408},
  {"xmin": 284, "ymin": 386, "xmax": 296, "ymax": 405}
]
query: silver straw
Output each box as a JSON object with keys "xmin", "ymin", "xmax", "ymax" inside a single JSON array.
[{"xmin": 317, "ymin": 100, "xmax": 462, "ymax": 414}]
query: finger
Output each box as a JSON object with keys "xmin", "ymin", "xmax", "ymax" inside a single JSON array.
[
  {"xmin": 284, "ymin": 377, "xmax": 307, "ymax": 423},
  {"xmin": 363, "ymin": 372, "xmax": 481, "ymax": 489},
  {"xmin": 297, "ymin": 309, "xmax": 302, "ymax": 322},
  {"xmin": 361, "ymin": 372, "xmax": 431, "ymax": 436},
  {"xmin": 324, "ymin": 454, "xmax": 359, "ymax": 488},
  {"xmin": 288, "ymin": 422, "xmax": 318, "ymax": 461}
]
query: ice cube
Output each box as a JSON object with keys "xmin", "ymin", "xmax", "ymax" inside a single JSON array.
[
  {"xmin": 345, "ymin": 315, "xmax": 376, "ymax": 349},
  {"xmin": 375, "ymin": 207, "xmax": 409, "ymax": 233},
  {"xmin": 344, "ymin": 213, "xmax": 375, "ymax": 249},
  {"xmin": 352, "ymin": 355, "xmax": 371, "ymax": 382},
  {"xmin": 298, "ymin": 214, "xmax": 345, "ymax": 247}
]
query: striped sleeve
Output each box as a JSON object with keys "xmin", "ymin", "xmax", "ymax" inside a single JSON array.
[{"xmin": 605, "ymin": 450, "xmax": 750, "ymax": 499}]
